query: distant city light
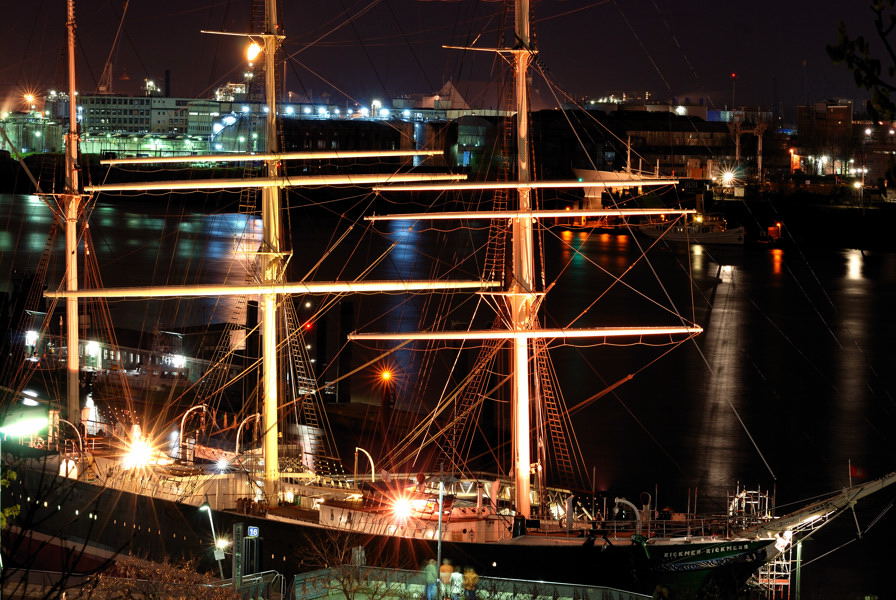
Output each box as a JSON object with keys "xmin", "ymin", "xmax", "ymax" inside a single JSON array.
[
  {"xmin": 285, "ymin": 106, "xmax": 294, "ymax": 115},
  {"xmin": 865, "ymin": 128, "xmax": 873, "ymax": 135},
  {"xmin": 303, "ymin": 107, "xmax": 312, "ymax": 115},
  {"xmin": 241, "ymin": 105, "xmax": 250, "ymax": 113}
]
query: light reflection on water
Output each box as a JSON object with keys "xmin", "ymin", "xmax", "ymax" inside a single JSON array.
[
  {"xmin": 0, "ymin": 194, "xmax": 260, "ymax": 327},
  {"xmin": 1, "ymin": 195, "xmax": 892, "ymax": 503}
]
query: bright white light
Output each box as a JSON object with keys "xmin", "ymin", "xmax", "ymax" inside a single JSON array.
[
  {"xmin": 122, "ymin": 438, "xmax": 154, "ymax": 469},
  {"xmin": 22, "ymin": 398, "xmax": 39, "ymax": 407},
  {"xmin": 22, "ymin": 389, "xmax": 38, "ymax": 398},
  {"xmin": 216, "ymin": 458, "xmax": 230, "ymax": 472},
  {"xmin": 215, "ymin": 537, "xmax": 232, "ymax": 550},
  {"xmin": 285, "ymin": 106, "xmax": 294, "ymax": 115},
  {"xmin": 222, "ymin": 115, "xmax": 237, "ymax": 126},
  {"xmin": 317, "ymin": 106, "xmax": 327, "ymax": 116},
  {"xmin": 85, "ymin": 340, "xmax": 100, "ymax": 357},
  {"xmin": 0, "ymin": 416, "xmax": 48, "ymax": 437},
  {"xmin": 360, "ymin": 107, "xmax": 370, "ymax": 117},
  {"xmin": 241, "ymin": 105, "xmax": 250, "ymax": 113},
  {"xmin": 263, "ymin": 106, "xmax": 269, "ymax": 113},
  {"xmin": 169, "ymin": 354, "xmax": 186, "ymax": 369},
  {"xmin": 721, "ymin": 171, "xmax": 736, "ymax": 185},
  {"xmin": 853, "ymin": 181, "xmax": 862, "ymax": 189},
  {"xmin": 215, "ymin": 143, "xmax": 223, "ymax": 151},
  {"xmin": 303, "ymin": 107, "xmax": 312, "ymax": 114},
  {"xmin": 393, "ymin": 497, "xmax": 413, "ymax": 520},
  {"xmin": 371, "ymin": 99, "xmax": 382, "ymax": 110},
  {"xmin": 334, "ymin": 108, "xmax": 340, "ymax": 115},
  {"xmin": 674, "ymin": 105, "xmax": 687, "ymax": 115},
  {"xmin": 820, "ymin": 155, "xmax": 829, "ymax": 163},
  {"xmin": 379, "ymin": 109, "xmax": 390, "ymax": 118},
  {"xmin": 865, "ymin": 128, "xmax": 873, "ymax": 135},
  {"xmin": 212, "ymin": 123, "xmax": 224, "ymax": 134},
  {"xmin": 25, "ymin": 330, "xmax": 38, "ymax": 346},
  {"xmin": 402, "ymin": 109, "xmax": 411, "ymax": 118}
]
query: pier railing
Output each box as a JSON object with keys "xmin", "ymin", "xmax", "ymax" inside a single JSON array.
[{"xmin": 293, "ymin": 566, "xmax": 651, "ymax": 600}]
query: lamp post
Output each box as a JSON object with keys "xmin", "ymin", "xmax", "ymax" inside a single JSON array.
[
  {"xmin": 199, "ymin": 502, "xmax": 225, "ymax": 579},
  {"xmin": 436, "ymin": 480, "xmax": 444, "ymax": 570}
]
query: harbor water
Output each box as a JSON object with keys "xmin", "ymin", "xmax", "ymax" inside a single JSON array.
[{"xmin": 0, "ymin": 193, "xmax": 892, "ymax": 598}]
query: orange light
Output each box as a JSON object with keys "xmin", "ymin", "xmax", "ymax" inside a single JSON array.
[
  {"xmin": 380, "ymin": 369, "xmax": 393, "ymax": 382},
  {"xmin": 246, "ymin": 42, "xmax": 262, "ymax": 62},
  {"xmin": 303, "ymin": 322, "xmax": 313, "ymax": 330}
]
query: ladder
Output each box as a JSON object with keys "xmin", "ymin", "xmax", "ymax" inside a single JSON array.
[
  {"xmin": 442, "ymin": 337, "xmax": 503, "ymax": 471},
  {"xmin": 533, "ymin": 337, "xmax": 577, "ymax": 487},
  {"xmin": 281, "ymin": 297, "xmax": 343, "ymax": 476}
]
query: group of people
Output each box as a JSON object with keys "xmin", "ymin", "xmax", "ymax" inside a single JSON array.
[{"xmin": 423, "ymin": 559, "xmax": 478, "ymax": 600}]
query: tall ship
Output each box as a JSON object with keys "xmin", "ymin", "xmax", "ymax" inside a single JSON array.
[{"xmin": 3, "ymin": 1, "xmax": 893, "ymax": 599}]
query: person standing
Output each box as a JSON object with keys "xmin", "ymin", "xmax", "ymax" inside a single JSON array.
[
  {"xmin": 439, "ymin": 559, "xmax": 453, "ymax": 600},
  {"xmin": 423, "ymin": 559, "xmax": 438, "ymax": 600},
  {"xmin": 449, "ymin": 565, "xmax": 464, "ymax": 600},
  {"xmin": 462, "ymin": 567, "xmax": 479, "ymax": 600}
]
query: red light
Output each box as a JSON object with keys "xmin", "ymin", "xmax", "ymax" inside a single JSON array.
[
  {"xmin": 730, "ymin": 72, "xmax": 737, "ymax": 79},
  {"xmin": 304, "ymin": 322, "xmax": 313, "ymax": 330}
]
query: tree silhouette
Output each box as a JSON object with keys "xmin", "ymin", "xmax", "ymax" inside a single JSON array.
[{"xmin": 829, "ymin": 0, "xmax": 896, "ymax": 118}]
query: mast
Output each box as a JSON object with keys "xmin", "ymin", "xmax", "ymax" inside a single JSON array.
[
  {"xmin": 64, "ymin": 0, "xmax": 81, "ymax": 427},
  {"xmin": 260, "ymin": 0, "xmax": 284, "ymax": 502},
  {"xmin": 508, "ymin": 0, "xmax": 536, "ymax": 519}
]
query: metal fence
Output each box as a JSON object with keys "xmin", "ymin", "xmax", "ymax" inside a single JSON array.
[{"xmin": 293, "ymin": 566, "xmax": 650, "ymax": 600}]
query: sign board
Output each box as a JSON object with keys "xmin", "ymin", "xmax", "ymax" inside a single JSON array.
[
  {"xmin": 247, "ymin": 526, "xmax": 259, "ymax": 538},
  {"xmin": 214, "ymin": 549, "xmax": 225, "ymax": 561}
]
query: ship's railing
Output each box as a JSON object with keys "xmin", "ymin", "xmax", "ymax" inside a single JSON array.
[
  {"xmin": 293, "ymin": 566, "xmax": 651, "ymax": 600},
  {"xmin": 527, "ymin": 514, "xmax": 771, "ymax": 540}
]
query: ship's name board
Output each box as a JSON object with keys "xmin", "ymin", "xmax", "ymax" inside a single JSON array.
[{"xmin": 663, "ymin": 543, "xmax": 750, "ymax": 560}]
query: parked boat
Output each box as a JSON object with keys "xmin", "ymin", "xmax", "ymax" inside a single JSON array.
[{"xmin": 638, "ymin": 214, "xmax": 746, "ymax": 246}]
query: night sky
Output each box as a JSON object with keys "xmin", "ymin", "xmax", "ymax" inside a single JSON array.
[{"xmin": 0, "ymin": 0, "xmax": 880, "ymax": 120}]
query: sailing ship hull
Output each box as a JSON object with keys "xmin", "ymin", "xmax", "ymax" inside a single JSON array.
[{"xmin": 12, "ymin": 466, "xmax": 775, "ymax": 599}]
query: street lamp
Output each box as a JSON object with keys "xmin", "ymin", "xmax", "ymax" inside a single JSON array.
[
  {"xmin": 0, "ymin": 403, "xmax": 50, "ymax": 576},
  {"xmin": 199, "ymin": 502, "xmax": 225, "ymax": 579}
]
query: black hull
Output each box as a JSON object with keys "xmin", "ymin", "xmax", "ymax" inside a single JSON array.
[{"xmin": 8, "ymin": 470, "xmax": 773, "ymax": 599}]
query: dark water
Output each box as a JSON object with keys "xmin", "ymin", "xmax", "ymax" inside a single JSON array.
[{"xmin": 1, "ymin": 194, "xmax": 893, "ymax": 598}]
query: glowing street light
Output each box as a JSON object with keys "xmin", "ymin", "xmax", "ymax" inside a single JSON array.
[{"xmin": 199, "ymin": 502, "xmax": 225, "ymax": 578}]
